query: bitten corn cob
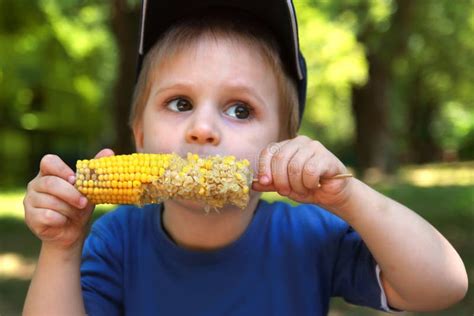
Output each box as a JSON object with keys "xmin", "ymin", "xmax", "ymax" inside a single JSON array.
[{"xmin": 75, "ymin": 153, "xmax": 253, "ymax": 210}]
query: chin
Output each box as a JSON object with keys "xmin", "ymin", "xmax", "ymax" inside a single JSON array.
[
  {"xmin": 174, "ymin": 199, "xmax": 206, "ymax": 210},
  {"xmin": 169, "ymin": 199, "xmax": 242, "ymax": 214}
]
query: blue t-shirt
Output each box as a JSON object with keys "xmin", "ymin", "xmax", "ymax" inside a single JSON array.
[{"xmin": 81, "ymin": 200, "xmax": 390, "ymax": 315}]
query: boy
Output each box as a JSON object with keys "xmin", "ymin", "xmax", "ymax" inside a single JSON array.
[{"xmin": 23, "ymin": 0, "xmax": 467, "ymax": 315}]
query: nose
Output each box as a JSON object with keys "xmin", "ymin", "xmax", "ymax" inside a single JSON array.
[{"xmin": 185, "ymin": 109, "xmax": 221, "ymax": 146}]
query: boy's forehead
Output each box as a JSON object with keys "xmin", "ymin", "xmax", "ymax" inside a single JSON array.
[{"xmin": 154, "ymin": 39, "xmax": 273, "ymax": 81}]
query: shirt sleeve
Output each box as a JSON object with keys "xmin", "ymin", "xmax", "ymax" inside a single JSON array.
[
  {"xmin": 375, "ymin": 264, "xmax": 405, "ymax": 313},
  {"xmin": 81, "ymin": 221, "xmax": 123, "ymax": 315},
  {"xmin": 330, "ymin": 225, "xmax": 398, "ymax": 312}
]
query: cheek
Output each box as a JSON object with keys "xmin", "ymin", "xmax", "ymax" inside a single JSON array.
[
  {"xmin": 235, "ymin": 129, "xmax": 279, "ymax": 175},
  {"xmin": 142, "ymin": 117, "xmax": 179, "ymax": 152}
]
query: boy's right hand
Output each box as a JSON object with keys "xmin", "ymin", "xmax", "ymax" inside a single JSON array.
[{"xmin": 23, "ymin": 149, "xmax": 114, "ymax": 250}]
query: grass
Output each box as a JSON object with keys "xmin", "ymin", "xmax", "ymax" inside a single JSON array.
[{"xmin": 0, "ymin": 163, "xmax": 473, "ymax": 315}]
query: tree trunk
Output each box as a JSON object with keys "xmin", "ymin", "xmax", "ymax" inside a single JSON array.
[
  {"xmin": 27, "ymin": 87, "xmax": 50, "ymax": 181},
  {"xmin": 407, "ymin": 75, "xmax": 442, "ymax": 163},
  {"xmin": 110, "ymin": 0, "xmax": 140, "ymax": 154},
  {"xmin": 351, "ymin": 0, "xmax": 414, "ymax": 175},
  {"xmin": 352, "ymin": 54, "xmax": 391, "ymax": 174}
]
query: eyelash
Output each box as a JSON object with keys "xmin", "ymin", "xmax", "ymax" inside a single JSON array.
[
  {"xmin": 163, "ymin": 96, "xmax": 190, "ymax": 107},
  {"xmin": 164, "ymin": 97, "xmax": 256, "ymax": 120},
  {"xmin": 227, "ymin": 102, "xmax": 255, "ymax": 121}
]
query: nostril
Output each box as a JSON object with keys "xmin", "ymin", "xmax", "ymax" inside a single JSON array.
[{"xmin": 187, "ymin": 132, "xmax": 219, "ymax": 144}]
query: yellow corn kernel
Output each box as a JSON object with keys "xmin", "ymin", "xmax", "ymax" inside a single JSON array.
[{"xmin": 204, "ymin": 160, "xmax": 213, "ymax": 170}]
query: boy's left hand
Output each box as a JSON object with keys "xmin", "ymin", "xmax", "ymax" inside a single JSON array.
[{"xmin": 252, "ymin": 136, "xmax": 352, "ymax": 209}]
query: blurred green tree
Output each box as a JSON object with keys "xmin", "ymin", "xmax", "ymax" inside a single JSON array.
[
  {"xmin": 109, "ymin": 0, "xmax": 140, "ymax": 155},
  {"xmin": 395, "ymin": 0, "xmax": 474, "ymax": 163},
  {"xmin": 303, "ymin": 0, "xmax": 474, "ymax": 174},
  {"xmin": 0, "ymin": 0, "xmax": 117, "ymax": 185}
]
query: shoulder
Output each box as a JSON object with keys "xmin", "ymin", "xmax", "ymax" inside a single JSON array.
[
  {"xmin": 90, "ymin": 204, "xmax": 156, "ymax": 239},
  {"xmin": 83, "ymin": 204, "xmax": 157, "ymax": 261},
  {"xmin": 260, "ymin": 199, "xmax": 348, "ymax": 229},
  {"xmin": 259, "ymin": 200, "xmax": 350, "ymax": 240}
]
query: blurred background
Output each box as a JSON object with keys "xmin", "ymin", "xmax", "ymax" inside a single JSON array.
[{"xmin": 0, "ymin": 0, "xmax": 473, "ymax": 314}]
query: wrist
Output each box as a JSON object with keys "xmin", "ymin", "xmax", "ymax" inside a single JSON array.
[
  {"xmin": 41, "ymin": 240, "xmax": 84, "ymax": 263},
  {"xmin": 324, "ymin": 178, "xmax": 373, "ymax": 224}
]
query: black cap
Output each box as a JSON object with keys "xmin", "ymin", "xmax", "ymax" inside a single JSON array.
[{"xmin": 136, "ymin": 0, "xmax": 307, "ymax": 123}]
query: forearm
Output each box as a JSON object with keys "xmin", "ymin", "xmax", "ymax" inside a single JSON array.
[
  {"xmin": 23, "ymin": 243, "xmax": 86, "ymax": 316},
  {"xmin": 328, "ymin": 179, "xmax": 468, "ymax": 311}
]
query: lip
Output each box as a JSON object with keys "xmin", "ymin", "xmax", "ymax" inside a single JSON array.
[{"xmin": 175, "ymin": 148, "xmax": 226, "ymax": 158}]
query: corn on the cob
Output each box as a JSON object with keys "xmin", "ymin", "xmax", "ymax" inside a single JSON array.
[{"xmin": 75, "ymin": 153, "xmax": 253, "ymax": 210}]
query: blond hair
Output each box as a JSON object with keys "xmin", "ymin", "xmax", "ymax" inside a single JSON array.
[{"xmin": 130, "ymin": 13, "xmax": 299, "ymax": 140}]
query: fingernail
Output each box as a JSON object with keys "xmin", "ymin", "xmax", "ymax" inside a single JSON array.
[
  {"xmin": 260, "ymin": 175, "xmax": 270, "ymax": 185},
  {"xmin": 68, "ymin": 175, "xmax": 76, "ymax": 184},
  {"xmin": 78, "ymin": 197, "xmax": 87, "ymax": 209}
]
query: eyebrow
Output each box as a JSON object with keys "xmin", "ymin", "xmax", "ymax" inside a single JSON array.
[
  {"xmin": 153, "ymin": 81, "xmax": 197, "ymax": 97},
  {"xmin": 223, "ymin": 83, "xmax": 268, "ymax": 109},
  {"xmin": 153, "ymin": 81, "xmax": 269, "ymax": 109}
]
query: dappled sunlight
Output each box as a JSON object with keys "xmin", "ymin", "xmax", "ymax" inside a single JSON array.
[
  {"xmin": 0, "ymin": 191, "xmax": 26, "ymax": 219},
  {"xmin": 399, "ymin": 162, "xmax": 474, "ymax": 187},
  {"xmin": 0, "ymin": 253, "xmax": 35, "ymax": 280},
  {"xmin": 0, "ymin": 192, "xmax": 114, "ymax": 219}
]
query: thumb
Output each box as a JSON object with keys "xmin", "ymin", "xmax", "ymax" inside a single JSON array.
[{"xmin": 252, "ymin": 181, "xmax": 276, "ymax": 193}]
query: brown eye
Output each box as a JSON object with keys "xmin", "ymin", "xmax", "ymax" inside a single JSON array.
[
  {"xmin": 225, "ymin": 103, "xmax": 251, "ymax": 119},
  {"xmin": 167, "ymin": 98, "xmax": 193, "ymax": 112}
]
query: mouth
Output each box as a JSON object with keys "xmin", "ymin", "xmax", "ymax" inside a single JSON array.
[{"xmin": 175, "ymin": 148, "xmax": 228, "ymax": 159}]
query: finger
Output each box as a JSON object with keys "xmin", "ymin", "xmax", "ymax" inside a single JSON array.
[
  {"xmin": 319, "ymin": 162, "xmax": 350, "ymax": 188},
  {"xmin": 30, "ymin": 208, "xmax": 68, "ymax": 228},
  {"xmin": 270, "ymin": 141, "xmax": 300, "ymax": 196},
  {"xmin": 29, "ymin": 191, "xmax": 83, "ymax": 221},
  {"xmin": 319, "ymin": 155, "xmax": 348, "ymax": 180},
  {"xmin": 287, "ymin": 149, "xmax": 314, "ymax": 196},
  {"xmin": 302, "ymin": 155, "xmax": 323, "ymax": 190},
  {"xmin": 39, "ymin": 154, "xmax": 75, "ymax": 183},
  {"xmin": 35, "ymin": 176, "xmax": 88, "ymax": 210},
  {"xmin": 94, "ymin": 148, "xmax": 115, "ymax": 159},
  {"xmin": 257, "ymin": 141, "xmax": 288, "ymax": 185}
]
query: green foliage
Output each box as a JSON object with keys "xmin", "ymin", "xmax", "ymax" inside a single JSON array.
[
  {"xmin": 305, "ymin": 0, "xmax": 474, "ymax": 161},
  {"xmin": 295, "ymin": 1, "xmax": 367, "ymax": 158},
  {"xmin": 0, "ymin": 0, "xmax": 117, "ymax": 186},
  {"xmin": 435, "ymin": 102, "xmax": 474, "ymax": 151},
  {"xmin": 393, "ymin": 0, "xmax": 474, "ymax": 158}
]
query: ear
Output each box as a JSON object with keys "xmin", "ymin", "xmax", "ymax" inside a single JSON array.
[{"xmin": 133, "ymin": 121, "xmax": 144, "ymax": 153}]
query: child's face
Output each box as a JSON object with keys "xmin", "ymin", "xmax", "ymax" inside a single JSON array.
[{"xmin": 134, "ymin": 36, "xmax": 281, "ymax": 174}]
